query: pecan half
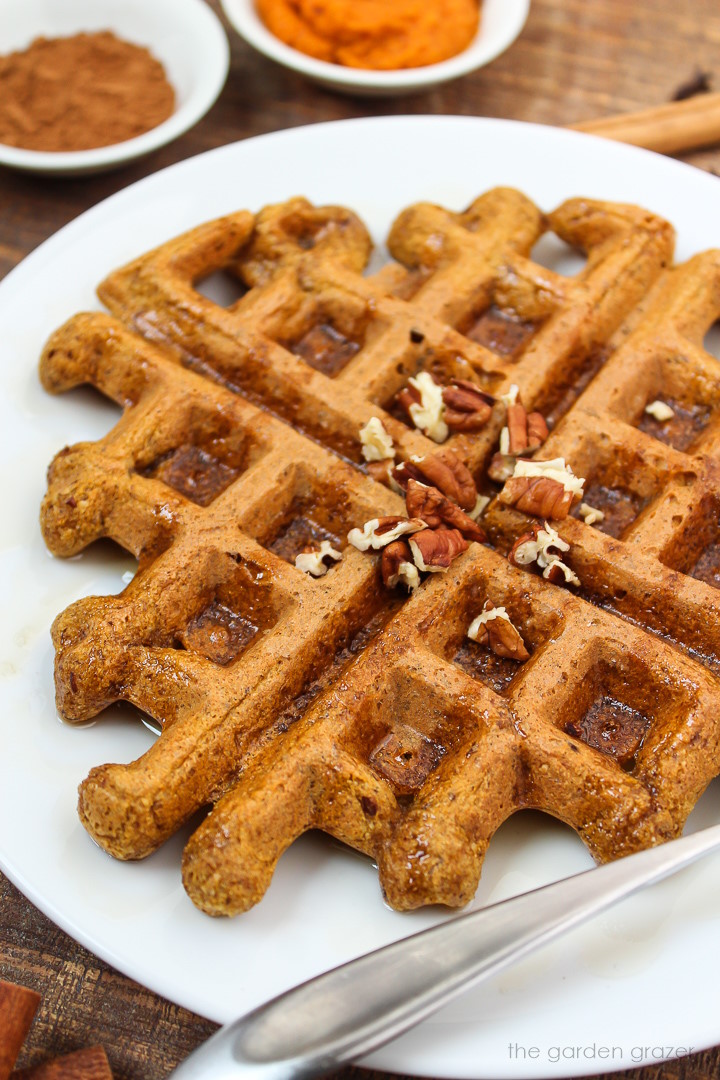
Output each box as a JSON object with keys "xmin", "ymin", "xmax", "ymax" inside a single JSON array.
[
  {"xmin": 506, "ymin": 403, "xmax": 549, "ymax": 455},
  {"xmin": 392, "ymin": 450, "xmax": 477, "ymax": 512},
  {"xmin": 500, "ymin": 475, "xmax": 574, "ymax": 519},
  {"xmin": 443, "ymin": 409, "xmax": 489, "ymax": 433},
  {"xmin": 442, "ymin": 379, "xmax": 494, "ymax": 432},
  {"xmin": 500, "ymin": 457, "xmax": 584, "ymax": 520},
  {"xmin": 405, "ymin": 479, "xmax": 486, "ymax": 542},
  {"xmin": 403, "ymin": 478, "xmax": 444, "ymax": 526},
  {"xmin": 408, "ymin": 527, "xmax": 468, "ymax": 571},
  {"xmin": 467, "ymin": 600, "xmax": 530, "ymax": 661},
  {"xmin": 381, "ymin": 539, "xmax": 420, "ymax": 592},
  {"xmin": 527, "ymin": 411, "xmax": 550, "ymax": 449},
  {"xmin": 506, "ymin": 403, "xmax": 528, "ymax": 455}
]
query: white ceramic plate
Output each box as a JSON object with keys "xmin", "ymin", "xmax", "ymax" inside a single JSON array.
[
  {"xmin": 0, "ymin": 0, "xmax": 229, "ymax": 175},
  {"xmin": 1, "ymin": 117, "xmax": 719, "ymax": 1080},
  {"xmin": 220, "ymin": 0, "xmax": 529, "ymax": 96}
]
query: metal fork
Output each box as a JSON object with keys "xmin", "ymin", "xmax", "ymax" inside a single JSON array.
[{"xmin": 172, "ymin": 823, "xmax": 720, "ymax": 1080}]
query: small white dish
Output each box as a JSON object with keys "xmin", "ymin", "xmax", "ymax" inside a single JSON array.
[
  {"xmin": 220, "ymin": 0, "xmax": 529, "ymax": 97},
  {"xmin": 0, "ymin": 0, "xmax": 229, "ymax": 176}
]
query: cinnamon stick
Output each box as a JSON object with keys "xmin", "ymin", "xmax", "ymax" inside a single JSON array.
[
  {"xmin": 0, "ymin": 981, "xmax": 41, "ymax": 1080},
  {"xmin": 12, "ymin": 1047, "xmax": 112, "ymax": 1080},
  {"xmin": 569, "ymin": 91, "xmax": 720, "ymax": 154}
]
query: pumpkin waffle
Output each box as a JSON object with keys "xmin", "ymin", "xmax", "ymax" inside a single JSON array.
[{"xmin": 39, "ymin": 190, "xmax": 720, "ymax": 916}]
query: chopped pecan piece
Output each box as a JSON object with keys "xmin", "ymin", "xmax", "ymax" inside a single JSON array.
[
  {"xmin": 645, "ymin": 399, "xmax": 674, "ymax": 422},
  {"xmin": 395, "ymin": 383, "xmax": 421, "ymax": 418},
  {"xmin": 488, "ymin": 451, "xmax": 520, "ymax": 484},
  {"xmin": 499, "ymin": 384, "xmax": 520, "ymax": 408},
  {"xmin": 369, "ymin": 728, "xmax": 441, "ymax": 794},
  {"xmin": 515, "ymin": 457, "xmax": 584, "ymax": 495},
  {"xmin": 381, "ymin": 539, "xmax": 420, "ymax": 592},
  {"xmin": 509, "ymin": 521, "xmax": 580, "ymax": 587},
  {"xmin": 392, "ymin": 450, "xmax": 477, "ymax": 512},
  {"xmin": 347, "ymin": 516, "xmax": 426, "ymax": 551},
  {"xmin": 396, "ymin": 371, "xmax": 448, "ymax": 442},
  {"xmin": 294, "ymin": 540, "xmax": 342, "ymax": 577},
  {"xmin": 442, "ymin": 379, "xmax": 494, "ymax": 432},
  {"xmin": 365, "ymin": 459, "xmax": 394, "ymax": 486},
  {"xmin": 359, "ymin": 416, "xmax": 395, "ymax": 462},
  {"xmin": 467, "ymin": 600, "xmax": 530, "ymax": 661},
  {"xmin": 579, "ymin": 502, "xmax": 604, "ymax": 526},
  {"xmin": 408, "ymin": 527, "xmax": 468, "ymax": 572},
  {"xmin": 543, "ymin": 561, "xmax": 578, "ymax": 586},
  {"xmin": 469, "ymin": 493, "xmax": 491, "ymax": 520},
  {"xmin": 405, "ymin": 479, "xmax": 486, "ymax": 542}
]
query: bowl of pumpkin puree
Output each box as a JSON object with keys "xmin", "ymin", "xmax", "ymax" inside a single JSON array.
[{"xmin": 220, "ymin": 0, "xmax": 529, "ymax": 96}]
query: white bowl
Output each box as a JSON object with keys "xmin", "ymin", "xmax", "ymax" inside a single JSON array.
[
  {"xmin": 221, "ymin": 0, "xmax": 529, "ymax": 97},
  {"xmin": 0, "ymin": 0, "xmax": 229, "ymax": 175}
]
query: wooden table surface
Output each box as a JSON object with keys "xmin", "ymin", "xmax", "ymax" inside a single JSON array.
[{"xmin": 2, "ymin": 1, "xmax": 720, "ymax": 1078}]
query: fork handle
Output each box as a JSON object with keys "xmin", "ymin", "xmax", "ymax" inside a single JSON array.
[{"xmin": 172, "ymin": 824, "xmax": 720, "ymax": 1080}]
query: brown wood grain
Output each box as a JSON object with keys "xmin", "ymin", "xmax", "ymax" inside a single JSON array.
[{"xmin": 1, "ymin": 1, "xmax": 720, "ymax": 1079}]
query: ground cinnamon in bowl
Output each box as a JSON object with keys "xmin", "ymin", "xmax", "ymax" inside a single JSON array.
[{"xmin": 0, "ymin": 31, "xmax": 175, "ymax": 152}]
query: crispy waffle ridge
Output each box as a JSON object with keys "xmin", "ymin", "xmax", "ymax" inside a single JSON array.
[{"xmin": 39, "ymin": 189, "xmax": 720, "ymax": 916}]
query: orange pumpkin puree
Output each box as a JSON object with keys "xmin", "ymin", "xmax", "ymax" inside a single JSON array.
[{"xmin": 255, "ymin": 0, "xmax": 480, "ymax": 70}]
